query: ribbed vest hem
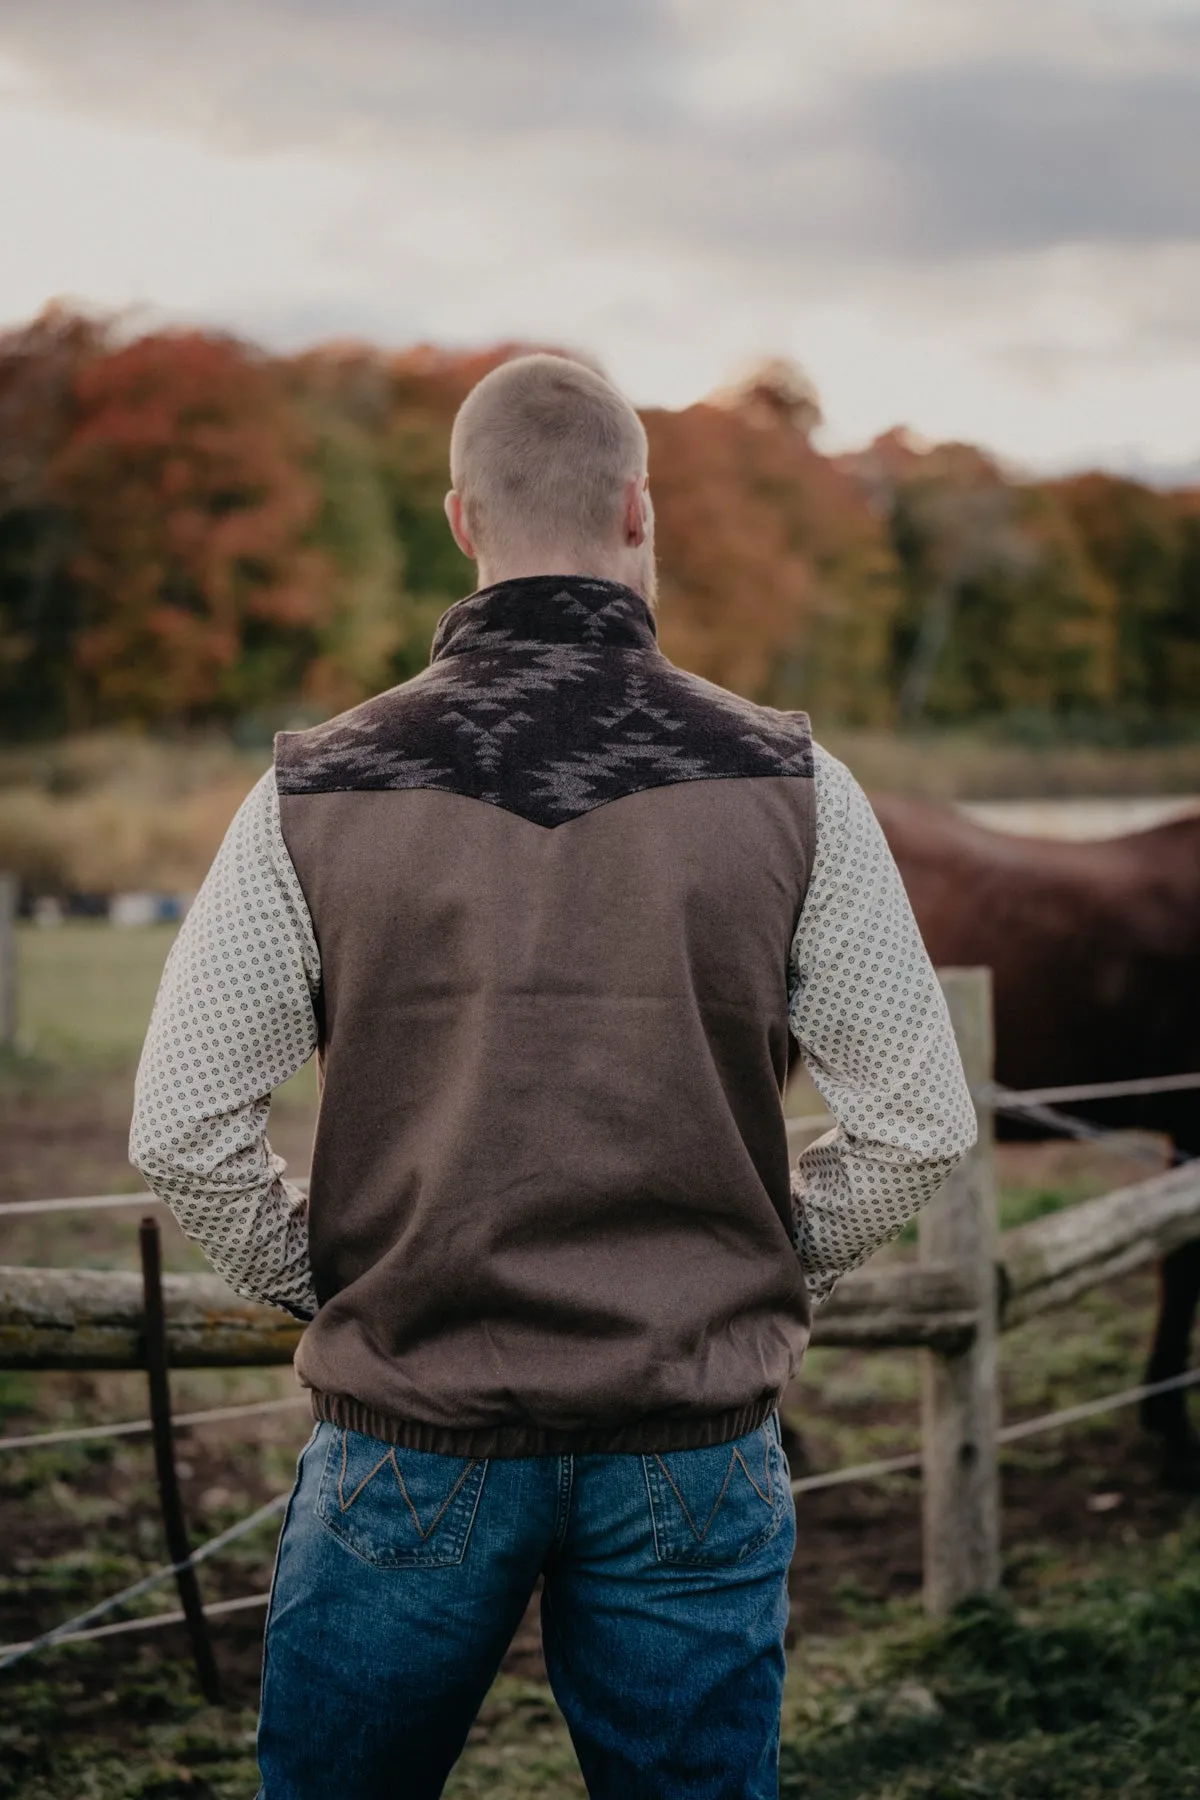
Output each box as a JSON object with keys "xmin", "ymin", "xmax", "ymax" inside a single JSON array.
[{"xmin": 307, "ymin": 1389, "xmax": 781, "ymax": 1459}]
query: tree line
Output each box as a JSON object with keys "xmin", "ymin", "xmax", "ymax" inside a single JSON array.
[{"xmin": 1, "ymin": 307, "xmax": 1197, "ymax": 741}]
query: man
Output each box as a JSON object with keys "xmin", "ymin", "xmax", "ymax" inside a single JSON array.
[{"xmin": 131, "ymin": 353, "xmax": 975, "ymax": 1799}]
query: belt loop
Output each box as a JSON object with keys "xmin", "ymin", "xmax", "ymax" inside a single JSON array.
[{"xmin": 552, "ymin": 1453, "xmax": 575, "ymax": 1550}]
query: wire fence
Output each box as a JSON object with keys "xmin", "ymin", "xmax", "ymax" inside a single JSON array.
[
  {"xmin": 980, "ymin": 1082, "xmax": 1196, "ymax": 1166},
  {"xmin": 4, "ymin": 1067, "xmax": 1195, "ymax": 1220},
  {"xmin": 0, "ymin": 1193, "xmax": 168, "ymax": 1218},
  {"xmin": 790, "ymin": 1364, "xmax": 1200, "ymax": 1494},
  {"xmin": 0, "ymin": 1393, "xmax": 309, "ymax": 1454},
  {"xmin": 3, "ymin": 1362, "xmax": 1198, "ymax": 1672},
  {"xmin": 0, "ymin": 1492, "xmax": 289, "ymax": 1672},
  {"xmin": 786, "ymin": 1073, "xmax": 1197, "ymax": 1170},
  {"xmin": 992, "ymin": 1071, "xmax": 1200, "ymax": 1106},
  {"xmin": 0, "ymin": 1590, "xmax": 274, "ymax": 1656},
  {"xmin": 2, "ymin": 1062, "xmax": 1199, "ymax": 1681}
]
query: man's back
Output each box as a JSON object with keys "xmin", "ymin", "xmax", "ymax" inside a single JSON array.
[{"xmin": 275, "ymin": 574, "xmax": 815, "ymax": 1456}]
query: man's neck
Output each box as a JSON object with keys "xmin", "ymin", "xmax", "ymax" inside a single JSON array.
[{"xmin": 475, "ymin": 555, "xmax": 634, "ymax": 592}]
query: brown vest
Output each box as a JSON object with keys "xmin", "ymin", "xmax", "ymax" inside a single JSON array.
[{"xmin": 276, "ymin": 576, "xmax": 816, "ymax": 1457}]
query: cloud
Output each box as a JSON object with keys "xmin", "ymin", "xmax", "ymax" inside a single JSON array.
[
  {"xmin": 2, "ymin": 1, "xmax": 1200, "ymax": 466},
  {"xmin": 3, "ymin": 0, "xmax": 1198, "ymax": 268},
  {"xmin": 859, "ymin": 61, "xmax": 1200, "ymax": 255},
  {"xmin": 0, "ymin": 1, "xmax": 683, "ymax": 142}
]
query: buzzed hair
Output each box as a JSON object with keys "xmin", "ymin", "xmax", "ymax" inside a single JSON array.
[{"xmin": 450, "ymin": 354, "xmax": 648, "ymax": 563}]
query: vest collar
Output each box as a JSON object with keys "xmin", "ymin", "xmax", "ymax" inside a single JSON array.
[{"xmin": 430, "ymin": 574, "xmax": 659, "ymax": 663}]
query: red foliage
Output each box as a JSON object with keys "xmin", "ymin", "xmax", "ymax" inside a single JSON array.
[{"xmin": 52, "ymin": 331, "xmax": 332, "ymax": 722}]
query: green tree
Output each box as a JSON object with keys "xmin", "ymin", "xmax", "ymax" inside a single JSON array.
[
  {"xmin": 1055, "ymin": 473, "xmax": 1200, "ymax": 724},
  {"xmin": 0, "ymin": 305, "xmax": 107, "ymax": 735}
]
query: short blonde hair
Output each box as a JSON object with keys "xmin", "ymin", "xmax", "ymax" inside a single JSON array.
[{"xmin": 450, "ymin": 353, "xmax": 647, "ymax": 562}]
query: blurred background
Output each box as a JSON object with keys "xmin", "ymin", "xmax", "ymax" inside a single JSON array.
[
  {"xmin": 2, "ymin": 6, "xmax": 1200, "ymax": 1797},
  {"xmin": 2, "ymin": 0, "xmax": 1200, "ymax": 904}
]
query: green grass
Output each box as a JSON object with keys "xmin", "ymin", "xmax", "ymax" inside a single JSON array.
[
  {"xmin": 3, "ymin": 1524, "xmax": 1198, "ymax": 1798},
  {"xmin": 14, "ymin": 923, "xmax": 180, "ymax": 1066},
  {"xmin": 998, "ymin": 1184, "xmax": 1079, "ymax": 1231},
  {"xmin": 0, "ymin": 1671, "xmax": 263, "ymax": 1800},
  {"xmin": 9, "ymin": 921, "xmax": 316, "ymax": 1107},
  {"xmin": 777, "ymin": 1530, "xmax": 1200, "ymax": 1799}
]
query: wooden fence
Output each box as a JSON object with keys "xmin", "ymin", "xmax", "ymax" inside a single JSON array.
[{"xmin": 3, "ymin": 968, "xmax": 1199, "ymax": 1618}]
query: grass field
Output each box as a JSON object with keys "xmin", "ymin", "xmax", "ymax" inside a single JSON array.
[{"xmin": 1, "ymin": 925, "xmax": 1198, "ymax": 1797}]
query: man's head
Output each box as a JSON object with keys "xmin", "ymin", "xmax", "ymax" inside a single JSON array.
[{"xmin": 445, "ymin": 353, "xmax": 656, "ymax": 605}]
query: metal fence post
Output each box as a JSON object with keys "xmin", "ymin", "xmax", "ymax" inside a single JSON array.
[
  {"xmin": 0, "ymin": 873, "xmax": 16, "ymax": 1049},
  {"xmin": 139, "ymin": 1216, "xmax": 223, "ymax": 1703},
  {"xmin": 920, "ymin": 967, "xmax": 1001, "ymax": 1615}
]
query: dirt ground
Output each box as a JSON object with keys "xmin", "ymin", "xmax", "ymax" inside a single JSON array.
[{"xmin": 1, "ymin": 1392, "xmax": 1191, "ymax": 1711}]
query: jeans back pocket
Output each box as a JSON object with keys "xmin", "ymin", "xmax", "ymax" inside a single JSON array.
[
  {"xmin": 316, "ymin": 1427, "xmax": 488, "ymax": 1569},
  {"xmin": 643, "ymin": 1417, "xmax": 792, "ymax": 1567}
]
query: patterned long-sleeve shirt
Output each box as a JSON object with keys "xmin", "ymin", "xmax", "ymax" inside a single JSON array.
[{"xmin": 130, "ymin": 744, "xmax": 976, "ymax": 1319}]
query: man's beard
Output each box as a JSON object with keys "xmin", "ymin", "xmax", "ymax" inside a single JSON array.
[{"xmin": 636, "ymin": 540, "xmax": 659, "ymax": 614}]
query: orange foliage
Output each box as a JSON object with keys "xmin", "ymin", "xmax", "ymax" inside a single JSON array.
[
  {"xmin": 649, "ymin": 393, "xmax": 897, "ymax": 716},
  {"xmin": 53, "ymin": 332, "xmax": 332, "ymax": 723}
]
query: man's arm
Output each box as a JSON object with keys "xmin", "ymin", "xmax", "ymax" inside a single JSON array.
[
  {"xmin": 129, "ymin": 770, "xmax": 320, "ymax": 1319},
  {"xmin": 787, "ymin": 746, "xmax": 977, "ymax": 1306}
]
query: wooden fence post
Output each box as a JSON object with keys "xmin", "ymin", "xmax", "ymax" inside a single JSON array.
[
  {"xmin": 920, "ymin": 966, "xmax": 1000, "ymax": 1615},
  {"xmin": 0, "ymin": 874, "xmax": 16, "ymax": 1050}
]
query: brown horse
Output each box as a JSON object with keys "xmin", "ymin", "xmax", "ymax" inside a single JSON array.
[{"xmin": 876, "ymin": 798, "xmax": 1200, "ymax": 1486}]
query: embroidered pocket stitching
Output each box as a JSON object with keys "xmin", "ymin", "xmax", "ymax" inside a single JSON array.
[
  {"xmin": 335, "ymin": 1433, "xmax": 480, "ymax": 1540},
  {"xmin": 653, "ymin": 1438, "xmax": 775, "ymax": 1544}
]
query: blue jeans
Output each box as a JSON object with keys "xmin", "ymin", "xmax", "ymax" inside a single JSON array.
[{"xmin": 257, "ymin": 1416, "xmax": 795, "ymax": 1799}]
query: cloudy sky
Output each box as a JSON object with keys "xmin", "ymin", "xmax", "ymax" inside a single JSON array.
[{"xmin": 1, "ymin": 0, "xmax": 1198, "ymax": 473}]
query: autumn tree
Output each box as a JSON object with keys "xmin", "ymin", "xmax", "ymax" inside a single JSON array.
[
  {"xmin": 282, "ymin": 349, "xmax": 410, "ymax": 714},
  {"xmin": 1170, "ymin": 491, "xmax": 1200, "ymax": 712},
  {"xmin": 4, "ymin": 311, "xmax": 1199, "ymax": 746},
  {"xmin": 650, "ymin": 360, "xmax": 899, "ymax": 721},
  {"xmin": 51, "ymin": 330, "xmax": 335, "ymax": 725},
  {"xmin": 290, "ymin": 341, "xmax": 509, "ymax": 686},
  {"xmin": 845, "ymin": 432, "xmax": 1117, "ymax": 726}
]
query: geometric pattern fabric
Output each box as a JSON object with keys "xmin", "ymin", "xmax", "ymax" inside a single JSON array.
[{"xmin": 276, "ymin": 576, "xmax": 814, "ymax": 827}]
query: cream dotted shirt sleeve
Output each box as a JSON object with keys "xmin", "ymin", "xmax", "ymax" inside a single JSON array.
[
  {"xmin": 787, "ymin": 745, "xmax": 977, "ymax": 1306},
  {"xmin": 130, "ymin": 770, "xmax": 320, "ymax": 1320}
]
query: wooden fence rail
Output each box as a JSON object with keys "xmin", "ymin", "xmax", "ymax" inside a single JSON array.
[
  {"xmin": 1000, "ymin": 1161, "xmax": 1200, "ymax": 1325},
  {"xmin": 9, "ymin": 1168, "xmax": 1195, "ymax": 1366},
  {"xmin": 0, "ymin": 1266, "xmax": 304, "ymax": 1371},
  {"xmin": 6, "ymin": 1158, "xmax": 1196, "ymax": 1369},
  {"xmin": 0, "ymin": 1259, "xmax": 984, "ymax": 1371}
]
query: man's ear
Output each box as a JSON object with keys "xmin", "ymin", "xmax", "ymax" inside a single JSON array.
[
  {"xmin": 623, "ymin": 475, "xmax": 649, "ymax": 548},
  {"xmin": 445, "ymin": 490, "xmax": 476, "ymax": 560}
]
